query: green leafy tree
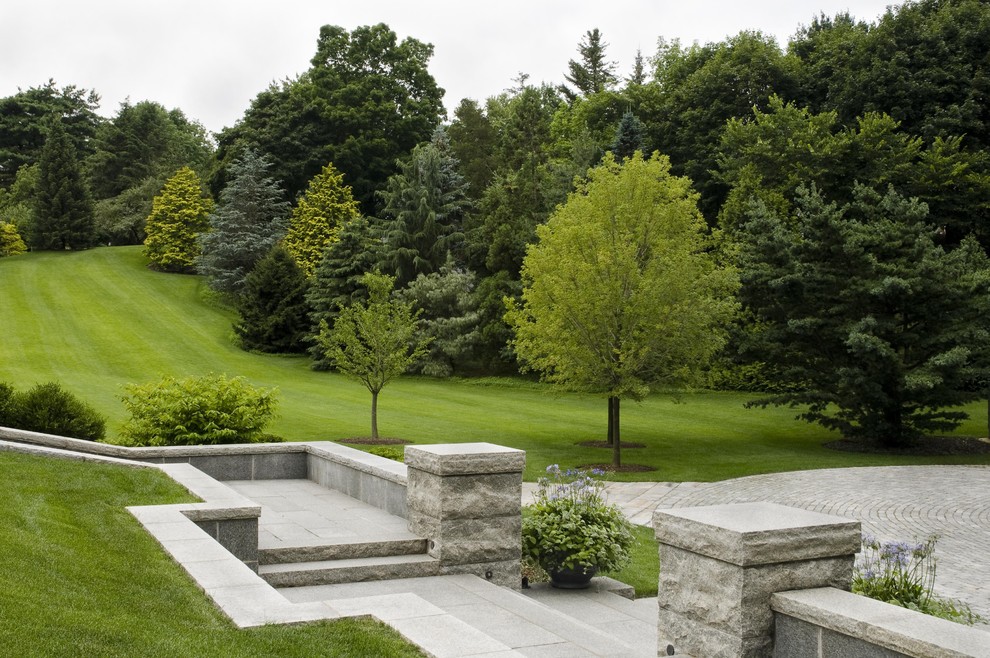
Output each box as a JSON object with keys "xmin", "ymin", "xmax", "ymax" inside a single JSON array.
[
  {"xmin": 120, "ymin": 374, "xmax": 279, "ymax": 446},
  {"xmin": 234, "ymin": 246, "xmax": 311, "ymax": 354},
  {"xmin": 306, "ymin": 215, "xmax": 385, "ymax": 368},
  {"xmin": 377, "ymin": 128, "xmax": 472, "ymax": 287},
  {"xmin": 737, "ymin": 184, "xmax": 990, "ymax": 447},
  {"xmin": 31, "ymin": 115, "xmax": 96, "ymax": 250},
  {"xmin": 92, "ymin": 175, "xmax": 161, "ymax": 245},
  {"xmin": 314, "ymin": 272, "xmax": 430, "ymax": 439},
  {"xmin": 507, "ymin": 152, "xmax": 738, "ymax": 466},
  {"xmin": 143, "ymin": 167, "xmax": 213, "ymax": 272},
  {"xmin": 283, "ymin": 161, "xmax": 359, "ymax": 278},
  {"xmin": 198, "ymin": 150, "xmax": 290, "ymax": 295},
  {"xmin": 0, "ymin": 222, "xmax": 27, "ymax": 256},
  {"xmin": 0, "ymin": 164, "xmax": 39, "ymax": 237},
  {"xmin": 213, "ymin": 23, "xmax": 444, "ymax": 213},
  {"xmin": 562, "ymin": 29, "xmax": 619, "ymax": 98}
]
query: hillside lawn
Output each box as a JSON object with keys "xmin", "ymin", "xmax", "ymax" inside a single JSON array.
[{"xmin": 2, "ymin": 246, "xmax": 989, "ymax": 482}]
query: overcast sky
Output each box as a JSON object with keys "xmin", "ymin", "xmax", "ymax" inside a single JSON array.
[{"xmin": 1, "ymin": 1, "xmax": 897, "ymax": 135}]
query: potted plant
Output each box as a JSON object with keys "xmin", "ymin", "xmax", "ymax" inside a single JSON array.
[{"xmin": 522, "ymin": 464, "xmax": 633, "ymax": 588}]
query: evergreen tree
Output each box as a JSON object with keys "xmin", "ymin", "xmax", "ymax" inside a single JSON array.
[
  {"xmin": 0, "ymin": 222, "xmax": 27, "ymax": 257},
  {"xmin": 283, "ymin": 161, "xmax": 360, "ymax": 278},
  {"xmin": 377, "ymin": 128, "xmax": 472, "ymax": 287},
  {"xmin": 198, "ymin": 150, "xmax": 290, "ymax": 295},
  {"xmin": 31, "ymin": 115, "xmax": 95, "ymax": 250},
  {"xmin": 235, "ymin": 246, "xmax": 312, "ymax": 353},
  {"xmin": 143, "ymin": 167, "xmax": 213, "ymax": 272},
  {"xmin": 307, "ymin": 215, "xmax": 384, "ymax": 368},
  {"xmin": 563, "ymin": 29, "xmax": 618, "ymax": 98},
  {"xmin": 737, "ymin": 184, "xmax": 990, "ymax": 447},
  {"xmin": 627, "ymin": 49, "xmax": 647, "ymax": 86},
  {"xmin": 610, "ymin": 111, "xmax": 645, "ymax": 161}
]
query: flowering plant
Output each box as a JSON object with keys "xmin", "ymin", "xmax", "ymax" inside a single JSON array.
[
  {"xmin": 521, "ymin": 465, "xmax": 633, "ymax": 575},
  {"xmin": 853, "ymin": 533, "xmax": 983, "ymax": 625}
]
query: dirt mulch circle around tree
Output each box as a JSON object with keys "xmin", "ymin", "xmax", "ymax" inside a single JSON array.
[
  {"xmin": 824, "ymin": 435, "xmax": 990, "ymax": 456},
  {"xmin": 575, "ymin": 440, "xmax": 647, "ymax": 449},
  {"xmin": 578, "ymin": 463, "xmax": 658, "ymax": 473},
  {"xmin": 338, "ymin": 437, "xmax": 413, "ymax": 445}
]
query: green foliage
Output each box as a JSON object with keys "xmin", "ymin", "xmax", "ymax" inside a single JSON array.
[
  {"xmin": 562, "ymin": 29, "xmax": 618, "ymax": 98},
  {"xmin": 737, "ymin": 184, "xmax": 990, "ymax": 446},
  {"xmin": 447, "ymin": 99, "xmax": 497, "ymax": 200},
  {"xmin": 853, "ymin": 534, "xmax": 983, "ymax": 625},
  {"xmin": 31, "ymin": 115, "xmax": 96, "ymax": 250},
  {"xmin": 119, "ymin": 373, "xmax": 278, "ymax": 446},
  {"xmin": 363, "ymin": 445, "xmax": 405, "ymax": 461},
  {"xmin": 314, "ymin": 272, "xmax": 430, "ymax": 438},
  {"xmin": 522, "ymin": 465, "xmax": 633, "ymax": 573},
  {"xmin": 0, "ymin": 381, "xmax": 18, "ymax": 425},
  {"xmin": 199, "ymin": 149, "xmax": 290, "ymax": 294},
  {"xmin": 508, "ymin": 152, "xmax": 739, "ymax": 463},
  {"xmin": 5, "ymin": 381, "xmax": 106, "ymax": 440},
  {"xmin": 234, "ymin": 246, "xmax": 311, "ymax": 354},
  {"xmin": 283, "ymin": 161, "xmax": 359, "ymax": 279},
  {"xmin": 377, "ymin": 128, "xmax": 472, "ymax": 287},
  {"xmin": 0, "ymin": 163, "xmax": 39, "ymax": 235},
  {"xmin": 602, "ymin": 524, "xmax": 659, "ymax": 597},
  {"xmin": 92, "ymin": 175, "xmax": 161, "ymax": 245},
  {"xmin": 610, "ymin": 110, "xmax": 645, "ymax": 161},
  {"xmin": 0, "ymin": 222, "xmax": 27, "ymax": 256},
  {"xmin": 143, "ymin": 167, "xmax": 213, "ymax": 272}
]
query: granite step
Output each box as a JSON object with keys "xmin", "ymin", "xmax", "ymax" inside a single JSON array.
[
  {"xmin": 259, "ymin": 537, "xmax": 428, "ymax": 565},
  {"xmin": 258, "ymin": 554, "xmax": 441, "ymax": 587}
]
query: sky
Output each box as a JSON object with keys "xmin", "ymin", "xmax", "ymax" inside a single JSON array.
[{"xmin": 1, "ymin": 1, "xmax": 898, "ymax": 135}]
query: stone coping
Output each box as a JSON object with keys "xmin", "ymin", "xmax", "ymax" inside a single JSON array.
[
  {"xmin": 406, "ymin": 443, "xmax": 526, "ymax": 476},
  {"xmin": 654, "ymin": 502, "xmax": 861, "ymax": 566},
  {"xmin": 301, "ymin": 441, "xmax": 408, "ymax": 485},
  {"xmin": 772, "ymin": 588, "xmax": 990, "ymax": 657}
]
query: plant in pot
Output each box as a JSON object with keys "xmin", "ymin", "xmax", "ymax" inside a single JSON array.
[{"xmin": 522, "ymin": 464, "xmax": 633, "ymax": 588}]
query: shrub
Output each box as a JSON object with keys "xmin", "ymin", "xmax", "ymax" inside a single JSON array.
[
  {"xmin": 120, "ymin": 373, "xmax": 278, "ymax": 446},
  {"xmin": 8, "ymin": 382, "xmax": 106, "ymax": 441},
  {"xmin": 0, "ymin": 382, "xmax": 17, "ymax": 425},
  {"xmin": 853, "ymin": 533, "xmax": 984, "ymax": 625}
]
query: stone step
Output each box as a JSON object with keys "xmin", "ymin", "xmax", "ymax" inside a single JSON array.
[
  {"xmin": 258, "ymin": 554, "xmax": 441, "ymax": 588},
  {"xmin": 259, "ymin": 537, "xmax": 428, "ymax": 565}
]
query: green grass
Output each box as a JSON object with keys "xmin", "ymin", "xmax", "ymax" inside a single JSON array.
[
  {"xmin": 3, "ymin": 246, "xmax": 989, "ymax": 481},
  {"xmin": 604, "ymin": 525, "xmax": 660, "ymax": 597},
  {"xmin": 0, "ymin": 451, "xmax": 425, "ymax": 657}
]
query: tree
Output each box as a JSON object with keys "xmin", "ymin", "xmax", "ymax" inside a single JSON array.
[
  {"xmin": 143, "ymin": 167, "xmax": 213, "ymax": 272},
  {"xmin": 31, "ymin": 115, "xmax": 96, "ymax": 250},
  {"xmin": 0, "ymin": 222, "xmax": 27, "ymax": 256},
  {"xmin": 563, "ymin": 29, "xmax": 618, "ymax": 98},
  {"xmin": 507, "ymin": 152, "xmax": 739, "ymax": 466},
  {"xmin": 198, "ymin": 149, "xmax": 290, "ymax": 295},
  {"xmin": 736, "ymin": 184, "xmax": 990, "ymax": 447},
  {"xmin": 282, "ymin": 161, "xmax": 360, "ymax": 278},
  {"xmin": 377, "ymin": 128, "xmax": 472, "ymax": 287},
  {"xmin": 213, "ymin": 23, "xmax": 444, "ymax": 213},
  {"xmin": 314, "ymin": 272, "xmax": 430, "ymax": 439},
  {"xmin": 234, "ymin": 246, "xmax": 311, "ymax": 353},
  {"xmin": 0, "ymin": 164, "xmax": 39, "ymax": 236},
  {"xmin": 627, "ymin": 49, "xmax": 648, "ymax": 87},
  {"xmin": 447, "ymin": 99, "xmax": 497, "ymax": 199},
  {"xmin": 610, "ymin": 110, "xmax": 645, "ymax": 161}
]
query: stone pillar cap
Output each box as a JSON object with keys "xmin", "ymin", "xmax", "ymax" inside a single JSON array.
[
  {"xmin": 406, "ymin": 443, "xmax": 525, "ymax": 475},
  {"xmin": 654, "ymin": 502, "xmax": 861, "ymax": 566}
]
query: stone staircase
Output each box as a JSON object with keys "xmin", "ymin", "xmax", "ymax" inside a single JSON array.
[{"xmin": 257, "ymin": 536, "xmax": 440, "ymax": 587}]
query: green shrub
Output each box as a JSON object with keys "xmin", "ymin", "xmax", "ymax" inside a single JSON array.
[
  {"xmin": 9, "ymin": 382, "xmax": 106, "ymax": 440},
  {"xmin": 0, "ymin": 381, "xmax": 17, "ymax": 425},
  {"xmin": 120, "ymin": 373, "xmax": 278, "ymax": 446},
  {"xmin": 364, "ymin": 445, "xmax": 405, "ymax": 462}
]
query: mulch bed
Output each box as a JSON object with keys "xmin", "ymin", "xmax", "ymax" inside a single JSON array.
[
  {"xmin": 338, "ymin": 437, "xmax": 413, "ymax": 445},
  {"xmin": 578, "ymin": 463, "xmax": 658, "ymax": 473},
  {"xmin": 576, "ymin": 440, "xmax": 646, "ymax": 449},
  {"xmin": 824, "ymin": 435, "xmax": 990, "ymax": 456}
]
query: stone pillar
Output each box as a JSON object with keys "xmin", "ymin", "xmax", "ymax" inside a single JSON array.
[
  {"xmin": 653, "ymin": 502, "xmax": 861, "ymax": 658},
  {"xmin": 406, "ymin": 443, "xmax": 525, "ymax": 589}
]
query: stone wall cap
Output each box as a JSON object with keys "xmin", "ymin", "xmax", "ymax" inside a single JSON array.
[
  {"xmin": 406, "ymin": 443, "xmax": 525, "ymax": 475},
  {"xmin": 654, "ymin": 502, "xmax": 861, "ymax": 566}
]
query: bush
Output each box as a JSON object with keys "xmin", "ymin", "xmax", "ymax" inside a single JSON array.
[
  {"xmin": 120, "ymin": 373, "xmax": 278, "ymax": 446},
  {"xmin": 0, "ymin": 382, "xmax": 17, "ymax": 425},
  {"xmin": 7, "ymin": 382, "xmax": 106, "ymax": 441}
]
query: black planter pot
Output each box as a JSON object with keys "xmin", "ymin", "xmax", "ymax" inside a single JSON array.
[{"xmin": 549, "ymin": 565, "xmax": 598, "ymax": 589}]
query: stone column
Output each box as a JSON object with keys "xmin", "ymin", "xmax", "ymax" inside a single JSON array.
[
  {"xmin": 406, "ymin": 443, "xmax": 525, "ymax": 589},
  {"xmin": 653, "ymin": 502, "xmax": 861, "ymax": 658}
]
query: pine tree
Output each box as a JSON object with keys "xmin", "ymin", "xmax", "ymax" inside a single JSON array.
[
  {"xmin": 198, "ymin": 150, "xmax": 290, "ymax": 295},
  {"xmin": 610, "ymin": 110, "xmax": 646, "ymax": 161},
  {"xmin": 235, "ymin": 246, "xmax": 312, "ymax": 353},
  {"xmin": 627, "ymin": 49, "xmax": 647, "ymax": 86},
  {"xmin": 378, "ymin": 128, "xmax": 472, "ymax": 287},
  {"xmin": 563, "ymin": 29, "xmax": 618, "ymax": 98},
  {"xmin": 282, "ymin": 161, "xmax": 359, "ymax": 278},
  {"xmin": 31, "ymin": 115, "xmax": 95, "ymax": 250},
  {"xmin": 143, "ymin": 167, "xmax": 213, "ymax": 272}
]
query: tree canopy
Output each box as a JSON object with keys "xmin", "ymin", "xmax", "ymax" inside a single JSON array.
[
  {"xmin": 31, "ymin": 115, "xmax": 95, "ymax": 250},
  {"xmin": 143, "ymin": 167, "xmax": 213, "ymax": 272}
]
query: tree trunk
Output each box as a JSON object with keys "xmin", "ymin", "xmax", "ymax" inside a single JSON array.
[
  {"xmin": 371, "ymin": 389, "xmax": 379, "ymax": 440},
  {"xmin": 611, "ymin": 397, "xmax": 621, "ymax": 468},
  {"xmin": 606, "ymin": 397, "xmax": 615, "ymax": 444}
]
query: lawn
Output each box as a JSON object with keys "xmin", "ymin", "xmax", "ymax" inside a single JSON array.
[
  {"xmin": 2, "ymin": 246, "xmax": 989, "ymax": 481},
  {"xmin": 0, "ymin": 451, "xmax": 424, "ymax": 657}
]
